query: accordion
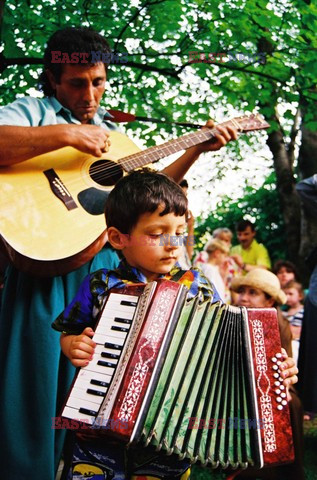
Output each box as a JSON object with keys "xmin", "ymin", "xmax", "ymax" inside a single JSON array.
[{"xmin": 61, "ymin": 279, "xmax": 294, "ymax": 469}]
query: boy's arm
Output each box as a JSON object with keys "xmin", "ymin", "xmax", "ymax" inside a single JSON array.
[{"xmin": 60, "ymin": 327, "xmax": 96, "ymax": 367}]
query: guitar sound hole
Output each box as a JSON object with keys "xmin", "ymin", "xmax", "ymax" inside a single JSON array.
[{"xmin": 89, "ymin": 160, "xmax": 123, "ymax": 187}]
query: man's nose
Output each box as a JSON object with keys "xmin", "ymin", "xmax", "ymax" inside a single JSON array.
[{"xmin": 83, "ymin": 84, "xmax": 94, "ymax": 102}]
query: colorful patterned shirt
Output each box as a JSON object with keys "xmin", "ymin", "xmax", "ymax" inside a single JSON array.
[{"xmin": 52, "ymin": 260, "xmax": 219, "ymax": 334}]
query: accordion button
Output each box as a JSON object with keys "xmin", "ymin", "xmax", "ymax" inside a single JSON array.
[
  {"xmin": 273, "ymin": 373, "xmax": 279, "ymax": 378},
  {"xmin": 274, "ymin": 381, "xmax": 281, "ymax": 386},
  {"xmin": 277, "ymin": 405, "xmax": 283, "ymax": 410},
  {"xmin": 272, "ymin": 357, "xmax": 277, "ymax": 363},
  {"xmin": 275, "ymin": 389, "xmax": 281, "ymax": 394},
  {"xmin": 281, "ymin": 392, "xmax": 287, "ymax": 398},
  {"xmin": 282, "ymin": 400, "xmax": 288, "ymax": 406},
  {"xmin": 273, "ymin": 365, "xmax": 279, "ymax": 370},
  {"xmin": 276, "ymin": 397, "xmax": 282, "ymax": 402},
  {"xmin": 280, "ymin": 385, "xmax": 285, "ymax": 390},
  {"xmin": 276, "ymin": 353, "xmax": 283, "ymax": 358}
]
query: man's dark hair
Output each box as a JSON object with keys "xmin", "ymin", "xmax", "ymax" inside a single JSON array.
[
  {"xmin": 39, "ymin": 27, "xmax": 112, "ymax": 96},
  {"xmin": 236, "ymin": 219, "xmax": 255, "ymax": 232},
  {"xmin": 105, "ymin": 169, "xmax": 188, "ymax": 234}
]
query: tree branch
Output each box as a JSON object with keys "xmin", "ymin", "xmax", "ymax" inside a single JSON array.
[{"xmin": 287, "ymin": 107, "xmax": 300, "ymax": 168}]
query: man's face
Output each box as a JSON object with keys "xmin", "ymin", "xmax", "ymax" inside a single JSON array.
[
  {"xmin": 236, "ymin": 226, "xmax": 256, "ymax": 249},
  {"xmin": 49, "ymin": 63, "xmax": 106, "ymax": 124}
]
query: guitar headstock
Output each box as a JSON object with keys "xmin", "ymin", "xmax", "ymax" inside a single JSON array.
[{"xmin": 229, "ymin": 114, "xmax": 270, "ymax": 132}]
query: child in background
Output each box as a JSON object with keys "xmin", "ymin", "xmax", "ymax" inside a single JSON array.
[
  {"xmin": 273, "ymin": 259, "xmax": 300, "ymax": 288},
  {"xmin": 199, "ymin": 237, "xmax": 229, "ymax": 302},
  {"xmin": 283, "ymin": 280, "xmax": 305, "ymax": 366}
]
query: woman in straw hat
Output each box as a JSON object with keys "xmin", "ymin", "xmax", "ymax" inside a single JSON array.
[{"xmin": 230, "ymin": 268, "xmax": 304, "ymax": 480}]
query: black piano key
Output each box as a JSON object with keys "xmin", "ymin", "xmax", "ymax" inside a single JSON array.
[
  {"xmin": 90, "ymin": 379, "xmax": 110, "ymax": 388},
  {"xmin": 86, "ymin": 388, "xmax": 105, "ymax": 397},
  {"xmin": 114, "ymin": 317, "xmax": 132, "ymax": 324},
  {"xmin": 79, "ymin": 407, "xmax": 98, "ymax": 416},
  {"xmin": 104, "ymin": 342, "xmax": 122, "ymax": 350},
  {"xmin": 97, "ymin": 360, "xmax": 116, "ymax": 368},
  {"xmin": 101, "ymin": 352, "xmax": 120, "ymax": 360},
  {"xmin": 111, "ymin": 325, "xmax": 130, "ymax": 333},
  {"xmin": 120, "ymin": 300, "xmax": 137, "ymax": 307}
]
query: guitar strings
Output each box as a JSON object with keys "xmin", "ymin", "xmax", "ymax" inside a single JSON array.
[{"xmin": 0, "ymin": 118, "xmax": 256, "ymax": 210}]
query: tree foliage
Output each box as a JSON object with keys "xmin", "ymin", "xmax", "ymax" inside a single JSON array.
[{"xmin": 194, "ymin": 172, "xmax": 287, "ymax": 264}]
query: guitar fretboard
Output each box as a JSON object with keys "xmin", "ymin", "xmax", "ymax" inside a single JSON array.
[{"xmin": 118, "ymin": 120, "xmax": 239, "ymax": 172}]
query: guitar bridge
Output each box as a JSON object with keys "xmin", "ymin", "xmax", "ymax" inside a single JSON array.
[{"xmin": 44, "ymin": 168, "xmax": 78, "ymax": 211}]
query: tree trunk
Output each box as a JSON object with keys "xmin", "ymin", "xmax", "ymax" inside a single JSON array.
[{"xmin": 266, "ymin": 123, "xmax": 302, "ymax": 264}]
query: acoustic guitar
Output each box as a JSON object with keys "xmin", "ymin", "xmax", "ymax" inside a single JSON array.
[{"xmin": 0, "ymin": 114, "xmax": 269, "ymax": 276}]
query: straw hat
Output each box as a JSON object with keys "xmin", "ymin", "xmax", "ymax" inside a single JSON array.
[
  {"xmin": 204, "ymin": 238, "xmax": 230, "ymax": 254},
  {"xmin": 230, "ymin": 268, "xmax": 287, "ymax": 305}
]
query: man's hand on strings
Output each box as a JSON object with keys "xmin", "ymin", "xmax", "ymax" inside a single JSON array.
[{"xmin": 191, "ymin": 119, "xmax": 238, "ymax": 156}]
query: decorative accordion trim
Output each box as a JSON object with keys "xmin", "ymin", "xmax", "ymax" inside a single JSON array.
[
  {"xmin": 117, "ymin": 287, "xmax": 175, "ymax": 422},
  {"xmin": 251, "ymin": 319, "xmax": 277, "ymax": 453}
]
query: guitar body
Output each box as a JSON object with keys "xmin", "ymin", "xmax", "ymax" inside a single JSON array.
[
  {"xmin": 0, "ymin": 131, "xmax": 141, "ymax": 276},
  {"xmin": 0, "ymin": 114, "xmax": 270, "ymax": 276}
]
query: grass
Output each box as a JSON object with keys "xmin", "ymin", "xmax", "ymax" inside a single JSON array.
[{"xmin": 303, "ymin": 416, "xmax": 317, "ymax": 480}]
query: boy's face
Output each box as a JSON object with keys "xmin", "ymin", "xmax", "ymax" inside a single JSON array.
[{"xmin": 121, "ymin": 206, "xmax": 186, "ymax": 281}]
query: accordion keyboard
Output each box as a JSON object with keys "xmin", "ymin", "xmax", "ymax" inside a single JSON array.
[{"xmin": 62, "ymin": 292, "xmax": 139, "ymax": 425}]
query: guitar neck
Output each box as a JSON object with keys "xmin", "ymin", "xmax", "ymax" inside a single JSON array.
[{"xmin": 118, "ymin": 120, "xmax": 236, "ymax": 172}]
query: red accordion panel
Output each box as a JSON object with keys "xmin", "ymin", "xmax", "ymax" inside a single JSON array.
[
  {"xmin": 109, "ymin": 279, "xmax": 183, "ymax": 440},
  {"xmin": 246, "ymin": 308, "xmax": 294, "ymax": 466}
]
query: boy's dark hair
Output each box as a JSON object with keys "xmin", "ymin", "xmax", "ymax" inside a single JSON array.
[
  {"xmin": 105, "ymin": 169, "xmax": 188, "ymax": 234},
  {"xmin": 236, "ymin": 219, "xmax": 255, "ymax": 232},
  {"xmin": 179, "ymin": 178, "xmax": 189, "ymax": 189},
  {"xmin": 39, "ymin": 27, "xmax": 112, "ymax": 96}
]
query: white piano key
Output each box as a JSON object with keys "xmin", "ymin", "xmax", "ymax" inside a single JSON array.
[
  {"xmin": 62, "ymin": 406, "xmax": 95, "ymax": 425},
  {"xmin": 106, "ymin": 293, "xmax": 139, "ymax": 303},
  {"xmin": 92, "ymin": 333, "xmax": 125, "ymax": 347},
  {"xmin": 66, "ymin": 395, "xmax": 100, "ymax": 414},
  {"xmin": 95, "ymin": 324, "xmax": 130, "ymax": 340},
  {"xmin": 71, "ymin": 369, "xmax": 110, "ymax": 394},
  {"xmin": 85, "ymin": 353, "xmax": 117, "ymax": 376},
  {"xmin": 68, "ymin": 386, "xmax": 105, "ymax": 406}
]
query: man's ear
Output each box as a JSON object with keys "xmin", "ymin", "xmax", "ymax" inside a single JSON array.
[
  {"xmin": 107, "ymin": 227, "xmax": 129, "ymax": 250},
  {"xmin": 46, "ymin": 69, "xmax": 57, "ymax": 91}
]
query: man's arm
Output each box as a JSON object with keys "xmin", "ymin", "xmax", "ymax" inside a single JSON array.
[
  {"xmin": 163, "ymin": 121, "xmax": 238, "ymax": 182},
  {"xmin": 0, "ymin": 124, "xmax": 110, "ymax": 166}
]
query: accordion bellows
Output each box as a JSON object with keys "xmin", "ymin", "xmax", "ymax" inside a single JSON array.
[{"xmin": 62, "ymin": 279, "xmax": 294, "ymax": 469}]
